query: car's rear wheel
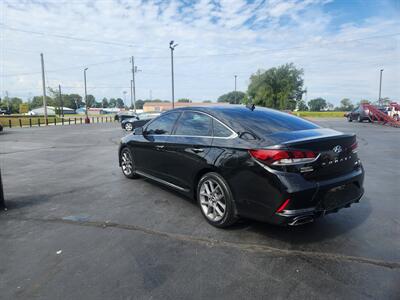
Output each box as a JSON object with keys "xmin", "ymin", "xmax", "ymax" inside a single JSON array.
[
  {"xmin": 124, "ymin": 122, "xmax": 133, "ymax": 131},
  {"xmin": 197, "ymin": 172, "xmax": 237, "ymax": 228},
  {"xmin": 120, "ymin": 148, "xmax": 139, "ymax": 179},
  {"xmin": 347, "ymin": 115, "xmax": 352, "ymax": 122}
]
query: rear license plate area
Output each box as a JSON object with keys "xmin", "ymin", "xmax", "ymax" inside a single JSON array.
[{"xmin": 318, "ymin": 183, "xmax": 361, "ymax": 211}]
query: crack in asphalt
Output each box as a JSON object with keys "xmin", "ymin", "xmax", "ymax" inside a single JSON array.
[{"xmin": 9, "ymin": 216, "xmax": 400, "ymax": 270}]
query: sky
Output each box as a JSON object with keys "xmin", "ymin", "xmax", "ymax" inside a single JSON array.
[{"xmin": 0, "ymin": 0, "xmax": 399, "ymax": 106}]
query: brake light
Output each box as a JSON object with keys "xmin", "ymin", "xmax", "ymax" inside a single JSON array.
[
  {"xmin": 276, "ymin": 199, "xmax": 290, "ymax": 213},
  {"xmin": 249, "ymin": 149, "xmax": 317, "ymax": 165},
  {"xmin": 350, "ymin": 141, "xmax": 358, "ymax": 153}
]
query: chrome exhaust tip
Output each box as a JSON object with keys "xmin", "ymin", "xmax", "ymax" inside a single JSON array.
[{"xmin": 288, "ymin": 216, "xmax": 314, "ymax": 226}]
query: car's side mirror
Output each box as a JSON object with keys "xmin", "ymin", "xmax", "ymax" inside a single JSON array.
[{"xmin": 134, "ymin": 127, "xmax": 144, "ymax": 135}]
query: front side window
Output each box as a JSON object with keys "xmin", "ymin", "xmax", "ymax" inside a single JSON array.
[
  {"xmin": 145, "ymin": 112, "xmax": 180, "ymax": 135},
  {"xmin": 174, "ymin": 112, "xmax": 212, "ymax": 136}
]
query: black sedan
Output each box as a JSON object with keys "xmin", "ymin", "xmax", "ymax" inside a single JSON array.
[
  {"xmin": 119, "ymin": 106, "xmax": 364, "ymax": 227},
  {"xmin": 121, "ymin": 113, "xmax": 161, "ymax": 131}
]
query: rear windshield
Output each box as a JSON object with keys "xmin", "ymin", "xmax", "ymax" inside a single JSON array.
[{"xmin": 225, "ymin": 109, "xmax": 319, "ymax": 135}]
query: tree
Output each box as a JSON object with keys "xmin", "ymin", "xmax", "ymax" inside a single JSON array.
[
  {"xmin": 30, "ymin": 96, "xmax": 55, "ymax": 109},
  {"xmin": 202, "ymin": 100, "xmax": 212, "ymax": 103},
  {"xmin": 356, "ymin": 99, "xmax": 370, "ymax": 106},
  {"xmin": 116, "ymin": 98, "xmax": 125, "ymax": 108},
  {"xmin": 177, "ymin": 98, "xmax": 191, "ymax": 103},
  {"xmin": 86, "ymin": 95, "xmax": 96, "ymax": 108},
  {"xmin": 308, "ymin": 98, "xmax": 327, "ymax": 111},
  {"xmin": 135, "ymin": 99, "xmax": 144, "ymax": 109},
  {"xmin": 101, "ymin": 98, "xmax": 109, "ymax": 108},
  {"xmin": 297, "ymin": 100, "xmax": 308, "ymax": 111},
  {"xmin": 247, "ymin": 63, "xmax": 305, "ymax": 110},
  {"xmin": 339, "ymin": 98, "xmax": 354, "ymax": 111},
  {"xmin": 217, "ymin": 91, "xmax": 245, "ymax": 104},
  {"xmin": 109, "ymin": 98, "xmax": 117, "ymax": 108}
]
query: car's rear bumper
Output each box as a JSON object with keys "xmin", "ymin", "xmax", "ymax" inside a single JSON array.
[{"xmin": 229, "ymin": 161, "xmax": 364, "ymax": 225}]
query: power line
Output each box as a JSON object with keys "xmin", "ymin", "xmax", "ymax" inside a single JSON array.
[
  {"xmin": 1, "ymin": 32, "xmax": 398, "ymax": 78},
  {"xmin": 1, "ymin": 25, "xmax": 155, "ymax": 49},
  {"xmin": 0, "ymin": 57, "xmax": 129, "ymax": 77}
]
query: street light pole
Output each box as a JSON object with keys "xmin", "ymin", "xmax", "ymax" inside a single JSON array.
[
  {"xmin": 58, "ymin": 84, "xmax": 64, "ymax": 117},
  {"xmin": 40, "ymin": 53, "xmax": 48, "ymax": 124},
  {"xmin": 378, "ymin": 69, "xmax": 384, "ymax": 106},
  {"xmin": 169, "ymin": 41, "xmax": 178, "ymax": 109},
  {"xmin": 84, "ymin": 68, "xmax": 90, "ymax": 123},
  {"xmin": 234, "ymin": 75, "xmax": 237, "ymax": 104}
]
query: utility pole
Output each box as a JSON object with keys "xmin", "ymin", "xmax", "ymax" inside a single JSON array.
[
  {"xmin": 378, "ymin": 69, "xmax": 384, "ymax": 106},
  {"xmin": 84, "ymin": 68, "xmax": 90, "ymax": 123},
  {"xmin": 58, "ymin": 84, "xmax": 64, "ymax": 117},
  {"xmin": 130, "ymin": 80, "xmax": 134, "ymax": 110},
  {"xmin": 131, "ymin": 56, "xmax": 139, "ymax": 113},
  {"xmin": 234, "ymin": 75, "xmax": 237, "ymax": 104},
  {"xmin": 169, "ymin": 41, "xmax": 178, "ymax": 109},
  {"xmin": 40, "ymin": 53, "xmax": 48, "ymax": 123}
]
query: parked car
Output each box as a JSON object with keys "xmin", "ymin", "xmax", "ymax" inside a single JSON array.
[
  {"xmin": 346, "ymin": 106, "xmax": 371, "ymax": 122},
  {"xmin": 0, "ymin": 123, "xmax": 3, "ymax": 132},
  {"xmin": 118, "ymin": 106, "xmax": 364, "ymax": 228},
  {"xmin": 0, "ymin": 109, "xmax": 11, "ymax": 115},
  {"xmin": 121, "ymin": 113, "xmax": 161, "ymax": 131},
  {"xmin": 115, "ymin": 111, "xmax": 137, "ymax": 122}
]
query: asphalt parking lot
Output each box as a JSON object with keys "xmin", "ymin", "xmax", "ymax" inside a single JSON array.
[{"xmin": 1, "ymin": 119, "xmax": 399, "ymax": 299}]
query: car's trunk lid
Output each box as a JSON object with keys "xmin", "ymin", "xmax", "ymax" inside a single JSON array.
[{"xmin": 261, "ymin": 128, "xmax": 359, "ymax": 180}]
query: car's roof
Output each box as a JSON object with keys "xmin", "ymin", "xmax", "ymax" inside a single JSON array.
[{"xmin": 169, "ymin": 105, "xmax": 319, "ymax": 136}]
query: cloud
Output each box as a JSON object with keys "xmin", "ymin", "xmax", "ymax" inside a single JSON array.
[{"xmin": 0, "ymin": 0, "xmax": 399, "ymax": 105}]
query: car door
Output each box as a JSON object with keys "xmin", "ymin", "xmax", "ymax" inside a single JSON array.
[
  {"xmin": 130, "ymin": 111, "xmax": 181, "ymax": 179},
  {"xmin": 161, "ymin": 111, "xmax": 214, "ymax": 190}
]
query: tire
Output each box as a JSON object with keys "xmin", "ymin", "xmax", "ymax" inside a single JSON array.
[
  {"xmin": 197, "ymin": 172, "xmax": 238, "ymax": 228},
  {"xmin": 357, "ymin": 115, "xmax": 362, "ymax": 122},
  {"xmin": 347, "ymin": 115, "xmax": 352, "ymax": 122},
  {"xmin": 124, "ymin": 122, "xmax": 133, "ymax": 131},
  {"xmin": 120, "ymin": 147, "xmax": 140, "ymax": 179},
  {"xmin": 394, "ymin": 115, "xmax": 399, "ymax": 122}
]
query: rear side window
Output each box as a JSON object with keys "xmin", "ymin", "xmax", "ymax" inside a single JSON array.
[
  {"xmin": 174, "ymin": 112, "xmax": 212, "ymax": 136},
  {"xmin": 213, "ymin": 120, "xmax": 232, "ymax": 137},
  {"xmin": 228, "ymin": 109, "xmax": 319, "ymax": 135},
  {"xmin": 145, "ymin": 112, "xmax": 180, "ymax": 135}
]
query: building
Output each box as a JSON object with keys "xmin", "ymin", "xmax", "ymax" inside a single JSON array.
[{"xmin": 143, "ymin": 102, "xmax": 223, "ymax": 112}]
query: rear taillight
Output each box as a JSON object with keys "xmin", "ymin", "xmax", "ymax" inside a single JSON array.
[
  {"xmin": 276, "ymin": 198, "xmax": 290, "ymax": 213},
  {"xmin": 350, "ymin": 141, "xmax": 358, "ymax": 153},
  {"xmin": 249, "ymin": 149, "xmax": 318, "ymax": 165}
]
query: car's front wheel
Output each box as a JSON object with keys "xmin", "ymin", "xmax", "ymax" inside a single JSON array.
[
  {"xmin": 347, "ymin": 115, "xmax": 352, "ymax": 122},
  {"xmin": 120, "ymin": 147, "xmax": 139, "ymax": 179},
  {"xmin": 197, "ymin": 172, "xmax": 237, "ymax": 228},
  {"xmin": 124, "ymin": 122, "xmax": 133, "ymax": 131}
]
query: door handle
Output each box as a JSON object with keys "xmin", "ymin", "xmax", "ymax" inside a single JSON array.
[
  {"xmin": 192, "ymin": 148, "xmax": 204, "ymax": 153},
  {"xmin": 155, "ymin": 145, "xmax": 165, "ymax": 150}
]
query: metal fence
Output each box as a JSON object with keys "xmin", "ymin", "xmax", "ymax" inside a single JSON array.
[{"xmin": 1, "ymin": 116, "xmax": 116, "ymax": 128}]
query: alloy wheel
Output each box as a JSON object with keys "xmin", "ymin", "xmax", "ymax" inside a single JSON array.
[
  {"xmin": 125, "ymin": 123, "xmax": 133, "ymax": 131},
  {"xmin": 199, "ymin": 179, "xmax": 226, "ymax": 222},
  {"xmin": 121, "ymin": 150, "xmax": 133, "ymax": 176}
]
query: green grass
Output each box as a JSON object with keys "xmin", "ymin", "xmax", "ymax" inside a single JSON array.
[{"xmin": 293, "ymin": 111, "xmax": 346, "ymax": 118}]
